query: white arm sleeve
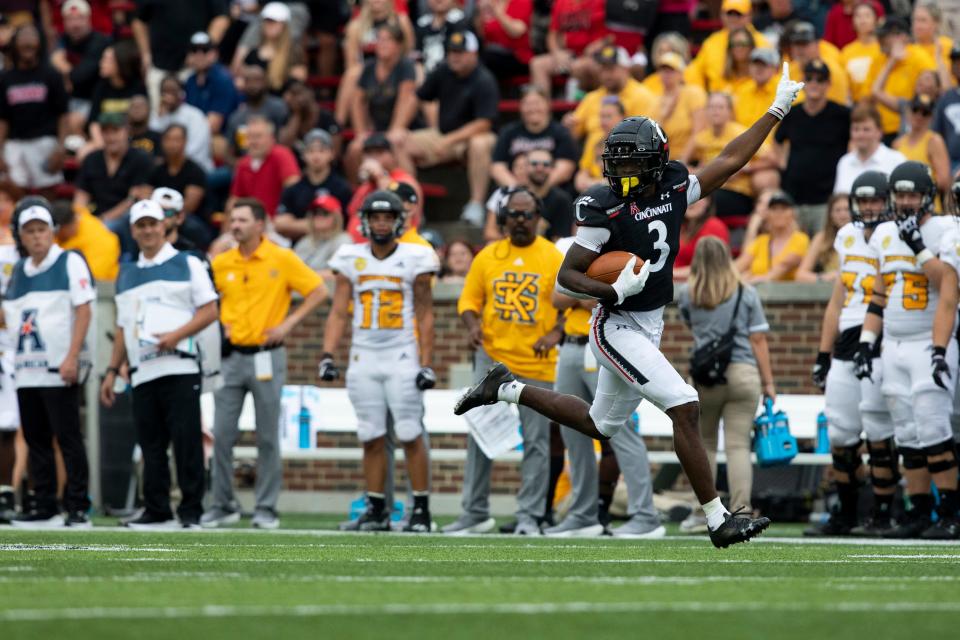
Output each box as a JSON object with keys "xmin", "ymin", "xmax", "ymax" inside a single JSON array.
[
  {"xmin": 573, "ymin": 225, "xmax": 611, "ymax": 253},
  {"xmin": 686, "ymin": 175, "xmax": 702, "ymax": 206}
]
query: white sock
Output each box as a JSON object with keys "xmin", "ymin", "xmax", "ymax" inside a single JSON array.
[
  {"xmin": 497, "ymin": 380, "xmax": 525, "ymax": 404},
  {"xmin": 702, "ymin": 497, "xmax": 729, "ymax": 531}
]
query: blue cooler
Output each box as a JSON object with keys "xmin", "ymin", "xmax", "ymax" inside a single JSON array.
[{"xmin": 754, "ymin": 398, "xmax": 798, "ymax": 467}]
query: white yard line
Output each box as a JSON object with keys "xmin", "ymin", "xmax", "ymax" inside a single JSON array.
[{"xmin": 4, "ymin": 600, "xmax": 960, "ymax": 622}]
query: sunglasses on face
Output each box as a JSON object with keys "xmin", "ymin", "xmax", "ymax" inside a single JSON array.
[
  {"xmin": 504, "ymin": 209, "xmax": 535, "ymax": 220},
  {"xmin": 725, "ymin": 10, "xmax": 744, "ymax": 17},
  {"xmin": 913, "ymin": 107, "xmax": 933, "ymax": 116},
  {"xmin": 804, "ymin": 75, "xmax": 828, "ymax": 83},
  {"xmin": 528, "ymin": 160, "xmax": 552, "ymax": 168}
]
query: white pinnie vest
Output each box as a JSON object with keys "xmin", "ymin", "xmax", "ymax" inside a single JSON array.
[
  {"xmin": 2, "ymin": 249, "xmax": 93, "ymax": 388},
  {"xmin": 115, "ymin": 250, "xmax": 214, "ymax": 388}
]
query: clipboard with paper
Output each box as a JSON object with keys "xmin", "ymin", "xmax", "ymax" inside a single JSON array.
[
  {"xmin": 137, "ymin": 300, "xmax": 196, "ymax": 355},
  {"xmin": 461, "ymin": 396, "xmax": 522, "ymax": 459}
]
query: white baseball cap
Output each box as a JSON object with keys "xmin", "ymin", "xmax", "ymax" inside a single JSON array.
[
  {"xmin": 129, "ymin": 199, "xmax": 165, "ymax": 225},
  {"xmin": 261, "ymin": 2, "xmax": 291, "ymax": 23},
  {"xmin": 151, "ymin": 187, "xmax": 184, "ymax": 214},
  {"xmin": 18, "ymin": 205, "xmax": 54, "ymax": 230},
  {"xmin": 62, "ymin": 0, "xmax": 91, "ymax": 17}
]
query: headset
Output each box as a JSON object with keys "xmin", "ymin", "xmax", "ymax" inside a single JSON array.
[{"xmin": 495, "ymin": 185, "xmax": 544, "ymax": 228}]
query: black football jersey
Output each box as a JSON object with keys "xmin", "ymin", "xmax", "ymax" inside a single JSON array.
[{"xmin": 574, "ymin": 161, "xmax": 694, "ymax": 312}]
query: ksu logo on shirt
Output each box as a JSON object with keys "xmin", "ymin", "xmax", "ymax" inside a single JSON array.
[
  {"xmin": 492, "ymin": 272, "xmax": 539, "ymax": 324},
  {"xmin": 17, "ymin": 309, "xmax": 45, "ymax": 353}
]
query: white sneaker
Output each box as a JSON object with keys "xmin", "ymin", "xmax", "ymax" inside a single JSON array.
[
  {"xmin": 514, "ymin": 520, "xmax": 542, "ymax": 536},
  {"xmin": 612, "ymin": 523, "xmax": 667, "ymax": 539},
  {"xmin": 543, "ymin": 521, "xmax": 604, "ymax": 538},
  {"xmin": 251, "ymin": 510, "xmax": 279, "ymax": 529},
  {"xmin": 200, "ymin": 508, "xmax": 241, "ymax": 529},
  {"xmin": 11, "ymin": 513, "xmax": 65, "ymax": 529},
  {"xmin": 680, "ymin": 514, "xmax": 709, "ymax": 534},
  {"xmin": 461, "ymin": 201, "xmax": 486, "ymax": 227},
  {"xmin": 442, "ymin": 516, "xmax": 496, "ymax": 535}
]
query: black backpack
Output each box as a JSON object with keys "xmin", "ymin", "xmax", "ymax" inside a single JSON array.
[{"xmin": 688, "ymin": 284, "xmax": 743, "ymax": 387}]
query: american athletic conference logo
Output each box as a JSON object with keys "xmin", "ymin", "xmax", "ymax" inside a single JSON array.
[
  {"xmin": 492, "ymin": 272, "xmax": 539, "ymax": 323},
  {"xmin": 17, "ymin": 309, "xmax": 45, "ymax": 353}
]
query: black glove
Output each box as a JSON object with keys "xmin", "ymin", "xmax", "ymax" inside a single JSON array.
[
  {"xmin": 896, "ymin": 214, "xmax": 926, "ymax": 254},
  {"xmin": 853, "ymin": 343, "xmax": 873, "ymax": 381},
  {"xmin": 811, "ymin": 351, "xmax": 831, "ymax": 390},
  {"xmin": 318, "ymin": 352, "xmax": 340, "ymax": 381},
  {"xmin": 415, "ymin": 366, "xmax": 436, "ymax": 390},
  {"xmin": 932, "ymin": 346, "xmax": 951, "ymax": 390}
]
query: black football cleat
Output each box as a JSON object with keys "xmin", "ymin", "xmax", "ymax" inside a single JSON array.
[
  {"xmin": 920, "ymin": 517, "xmax": 960, "ymax": 540},
  {"xmin": 356, "ymin": 506, "xmax": 390, "ymax": 532},
  {"xmin": 883, "ymin": 511, "xmax": 931, "ymax": 539},
  {"xmin": 709, "ymin": 507, "xmax": 771, "ymax": 549},
  {"xmin": 804, "ymin": 511, "xmax": 855, "ymax": 537},
  {"xmin": 454, "ymin": 363, "xmax": 515, "ymax": 415},
  {"xmin": 849, "ymin": 514, "xmax": 896, "ymax": 537},
  {"xmin": 403, "ymin": 506, "xmax": 432, "ymax": 533}
]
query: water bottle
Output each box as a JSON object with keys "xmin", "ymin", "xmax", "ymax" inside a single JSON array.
[
  {"xmin": 298, "ymin": 387, "xmax": 311, "ymax": 449},
  {"xmin": 815, "ymin": 412, "xmax": 830, "ymax": 454}
]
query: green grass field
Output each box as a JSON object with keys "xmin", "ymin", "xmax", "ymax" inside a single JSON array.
[{"xmin": 2, "ymin": 520, "xmax": 959, "ymax": 639}]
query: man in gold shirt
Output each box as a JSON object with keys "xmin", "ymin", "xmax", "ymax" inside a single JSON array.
[
  {"xmin": 685, "ymin": 0, "xmax": 770, "ymax": 93},
  {"xmin": 53, "ymin": 203, "xmax": 120, "ymax": 281},
  {"xmin": 444, "ymin": 187, "xmax": 564, "ymax": 535},
  {"xmin": 204, "ymin": 198, "xmax": 327, "ymax": 530},
  {"xmin": 563, "ymin": 46, "xmax": 657, "ymax": 142},
  {"xmin": 867, "ymin": 18, "xmax": 937, "ymax": 138}
]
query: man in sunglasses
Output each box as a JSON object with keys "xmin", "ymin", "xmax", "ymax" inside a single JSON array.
[
  {"xmin": 457, "ymin": 63, "xmax": 805, "ymax": 548},
  {"xmin": 445, "ymin": 187, "xmax": 564, "ymax": 535},
  {"xmin": 184, "ymin": 32, "xmax": 239, "ymax": 136},
  {"xmin": 686, "ymin": 0, "xmax": 770, "ymax": 92}
]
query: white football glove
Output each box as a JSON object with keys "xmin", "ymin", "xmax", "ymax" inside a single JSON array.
[
  {"xmin": 767, "ymin": 62, "xmax": 804, "ymax": 121},
  {"xmin": 611, "ymin": 257, "xmax": 651, "ymax": 305}
]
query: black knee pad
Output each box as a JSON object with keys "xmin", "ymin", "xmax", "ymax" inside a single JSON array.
[
  {"xmin": 832, "ymin": 441, "xmax": 862, "ymax": 477},
  {"xmin": 924, "ymin": 439, "xmax": 959, "ymax": 474},
  {"xmin": 867, "ymin": 438, "xmax": 900, "ymax": 489},
  {"xmin": 900, "ymin": 446, "xmax": 927, "ymax": 470}
]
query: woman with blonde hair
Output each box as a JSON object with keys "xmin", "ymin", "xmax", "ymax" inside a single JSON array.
[
  {"xmin": 641, "ymin": 31, "xmax": 692, "ymax": 94},
  {"xmin": 232, "ymin": 3, "xmax": 308, "ymax": 93},
  {"xmin": 718, "ymin": 26, "xmax": 755, "ymax": 94},
  {"xmin": 677, "ymin": 236, "xmax": 776, "ymax": 531},
  {"xmin": 336, "ymin": 0, "xmax": 415, "ymax": 126},
  {"xmin": 795, "ymin": 192, "xmax": 851, "ymax": 283}
]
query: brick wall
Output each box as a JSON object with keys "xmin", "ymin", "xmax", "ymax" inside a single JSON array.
[{"xmin": 252, "ymin": 284, "xmax": 830, "ymax": 495}]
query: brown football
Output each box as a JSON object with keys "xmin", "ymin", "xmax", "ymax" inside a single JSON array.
[{"xmin": 585, "ymin": 251, "xmax": 644, "ymax": 285}]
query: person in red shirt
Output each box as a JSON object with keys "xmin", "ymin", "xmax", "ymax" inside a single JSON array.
[
  {"xmin": 529, "ymin": 0, "xmax": 643, "ymax": 95},
  {"xmin": 475, "ymin": 0, "xmax": 534, "ymax": 78},
  {"xmin": 345, "ymin": 132, "xmax": 421, "ymax": 242},
  {"xmin": 824, "ymin": 0, "xmax": 885, "ymax": 49},
  {"xmin": 227, "ymin": 115, "xmax": 300, "ymax": 218},
  {"xmin": 673, "ymin": 194, "xmax": 730, "ymax": 280}
]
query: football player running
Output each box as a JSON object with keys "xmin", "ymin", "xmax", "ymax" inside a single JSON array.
[
  {"xmin": 855, "ymin": 161, "xmax": 960, "ymax": 539},
  {"xmin": 805, "ymin": 171, "xmax": 898, "ymax": 537},
  {"xmin": 321, "ymin": 191, "xmax": 440, "ymax": 533},
  {"xmin": 455, "ymin": 63, "xmax": 805, "ymax": 548}
]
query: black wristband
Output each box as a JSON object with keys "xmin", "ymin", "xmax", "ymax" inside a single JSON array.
[
  {"xmin": 933, "ymin": 346, "xmax": 947, "ymax": 358},
  {"xmin": 866, "ymin": 301, "xmax": 885, "ymax": 317},
  {"xmin": 320, "ymin": 352, "xmax": 334, "ymax": 361}
]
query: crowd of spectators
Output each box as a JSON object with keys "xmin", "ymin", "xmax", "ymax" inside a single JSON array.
[{"xmin": 2, "ymin": 0, "xmax": 960, "ymax": 290}]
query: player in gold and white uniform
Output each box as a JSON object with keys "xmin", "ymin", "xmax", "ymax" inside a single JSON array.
[
  {"xmin": 856, "ymin": 161, "xmax": 960, "ymax": 539},
  {"xmin": 806, "ymin": 171, "xmax": 897, "ymax": 537},
  {"xmin": 321, "ymin": 190, "xmax": 439, "ymax": 532}
]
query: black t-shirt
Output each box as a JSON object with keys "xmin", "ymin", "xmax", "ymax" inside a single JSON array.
[
  {"xmin": 358, "ymin": 57, "xmax": 417, "ymax": 132},
  {"xmin": 775, "ymin": 101, "xmax": 851, "ymax": 204},
  {"xmin": 493, "ymin": 120, "xmax": 578, "ymax": 165},
  {"xmin": 416, "ymin": 62, "xmax": 500, "ymax": 134},
  {"xmin": 0, "ymin": 65, "xmax": 69, "ymax": 139},
  {"xmin": 88, "ymin": 80, "xmax": 147, "ymax": 128},
  {"xmin": 62, "ymin": 31, "xmax": 111, "ymax": 100},
  {"xmin": 541, "ymin": 187, "xmax": 574, "ymax": 240},
  {"xmin": 414, "ymin": 10, "xmax": 466, "ymax": 72},
  {"xmin": 130, "ymin": 129, "xmax": 163, "ymax": 157},
  {"xmin": 278, "ymin": 173, "xmax": 353, "ymax": 218},
  {"xmin": 76, "ymin": 147, "xmax": 155, "ymax": 214},
  {"xmin": 575, "ymin": 161, "xmax": 691, "ymax": 312},
  {"xmin": 137, "ymin": 0, "xmax": 229, "ymax": 71},
  {"xmin": 148, "ymin": 158, "xmax": 207, "ymax": 195}
]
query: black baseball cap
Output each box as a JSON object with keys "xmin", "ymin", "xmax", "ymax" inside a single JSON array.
[
  {"xmin": 787, "ymin": 21, "xmax": 817, "ymax": 44},
  {"xmin": 98, "ymin": 111, "xmax": 128, "ymax": 128},
  {"xmin": 446, "ymin": 30, "xmax": 479, "ymax": 53},
  {"xmin": 910, "ymin": 93, "xmax": 935, "ymax": 114},
  {"xmin": 388, "ymin": 180, "xmax": 418, "ymax": 205},
  {"xmin": 803, "ymin": 59, "xmax": 830, "ymax": 81},
  {"xmin": 768, "ymin": 190, "xmax": 796, "ymax": 207},
  {"xmin": 362, "ymin": 132, "xmax": 392, "ymax": 152}
]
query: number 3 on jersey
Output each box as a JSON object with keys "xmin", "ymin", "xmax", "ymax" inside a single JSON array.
[
  {"xmin": 359, "ymin": 289, "xmax": 404, "ymax": 329},
  {"xmin": 647, "ymin": 220, "xmax": 669, "ymax": 272}
]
